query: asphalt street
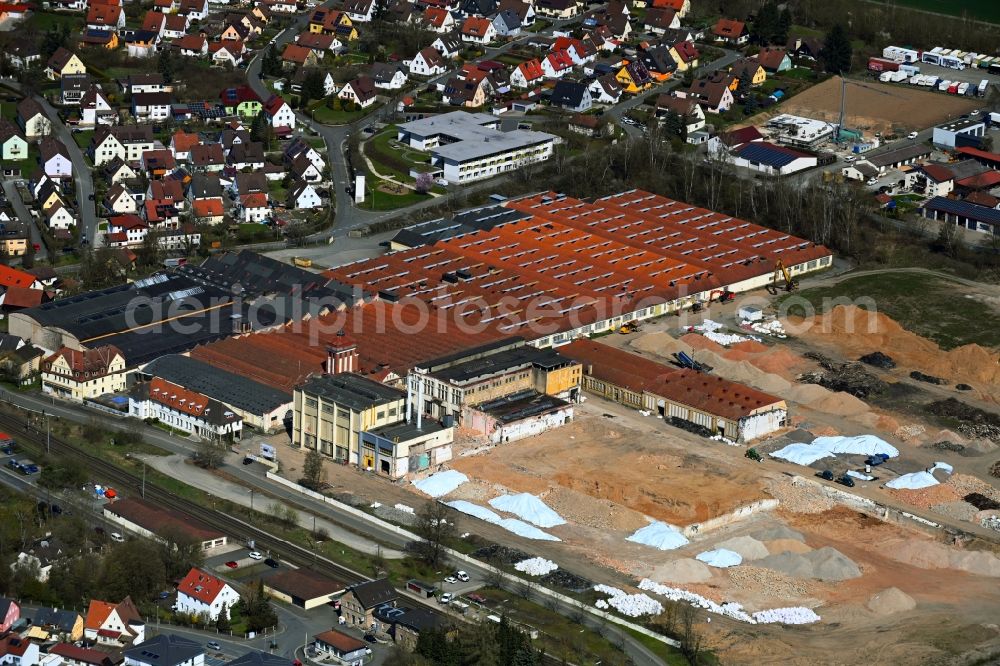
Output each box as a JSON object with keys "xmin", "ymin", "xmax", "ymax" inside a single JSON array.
[{"xmin": 1, "ymin": 179, "xmax": 47, "ymax": 261}]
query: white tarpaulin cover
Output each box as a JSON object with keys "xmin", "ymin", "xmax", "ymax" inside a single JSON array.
[
  {"xmin": 770, "ymin": 443, "xmax": 835, "ymax": 466},
  {"xmin": 638, "ymin": 579, "xmax": 821, "ymax": 625},
  {"xmin": 489, "ymin": 493, "xmax": 566, "ymax": 528},
  {"xmin": 445, "ymin": 501, "xmax": 560, "ymax": 541},
  {"xmin": 771, "ymin": 434, "xmax": 899, "ymax": 467},
  {"xmin": 885, "ymin": 471, "xmax": 940, "ymax": 490},
  {"xmin": 627, "ymin": 522, "xmax": 690, "ymax": 550},
  {"xmin": 515, "ymin": 558, "xmax": 558, "ymax": 576},
  {"xmin": 413, "ymin": 470, "xmax": 468, "ymax": 497},
  {"xmin": 696, "ymin": 549, "xmax": 743, "ymax": 568}
]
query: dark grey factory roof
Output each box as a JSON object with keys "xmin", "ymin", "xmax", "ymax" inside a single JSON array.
[
  {"xmin": 922, "ymin": 196, "xmax": 1000, "ymax": 226},
  {"xmin": 866, "ymin": 143, "xmax": 931, "ymax": 168},
  {"xmin": 420, "ymin": 337, "xmax": 524, "ymax": 372},
  {"xmin": 125, "ymin": 634, "xmax": 203, "ymax": 666},
  {"xmin": 428, "ymin": 346, "xmax": 573, "ymax": 384},
  {"xmin": 389, "ymin": 205, "xmax": 531, "ymax": 248},
  {"xmin": 736, "ymin": 142, "xmax": 809, "ymax": 168},
  {"xmin": 228, "ymin": 652, "xmax": 293, "ymax": 666},
  {"xmin": 475, "ymin": 389, "xmax": 570, "ymax": 423},
  {"xmin": 367, "ymin": 419, "xmax": 448, "ymax": 442},
  {"xmin": 140, "ymin": 354, "xmax": 291, "ymax": 415},
  {"xmin": 297, "ymin": 373, "xmax": 404, "ymax": 411}
]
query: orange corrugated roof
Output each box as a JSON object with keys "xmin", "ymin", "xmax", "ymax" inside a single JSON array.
[
  {"xmin": 0, "ymin": 264, "xmax": 37, "ymax": 289},
  {"xmin": 84, "ymin": 600, "xmax": 115, "ymax": 631}
]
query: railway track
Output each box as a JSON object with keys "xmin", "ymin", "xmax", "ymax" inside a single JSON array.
[{"xmin": 0, "ymin": 409, "xmax": 367, "ymax": 587}]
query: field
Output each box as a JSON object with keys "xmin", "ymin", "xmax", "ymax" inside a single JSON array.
[
  {"xmin": 764, "ymin": 75, "xmax": 981, "ymax": 133},
  {"xmin": 868, "ymin": 0, "xmax": 1000, "ymax": 24},
  {"xmin": 786, "ymin": 270, "xmax": 1000, "ymax": 350}
]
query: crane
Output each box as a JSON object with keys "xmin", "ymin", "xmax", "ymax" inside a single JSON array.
[{"xmin": 835, "ymin": 75, "xmax": 905, "ymax": 143}]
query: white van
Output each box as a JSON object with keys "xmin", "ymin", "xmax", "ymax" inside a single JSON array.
[{"xmin": 110, "ymin": 532, "xmax": 125, "ymax": 543}]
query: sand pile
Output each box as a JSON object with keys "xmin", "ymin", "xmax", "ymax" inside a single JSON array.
[
  {"xmin": 793, "ymin": 305, "xmax": 1000, "ymax": 391},
  {"xmin": 650, "ymin": 558, "xmax": 714, "ymax": 584},
  {"xmin": 534, "ymin": 487, "xmax": 648, "ymax": 532},
  {"xmin": 754, "ymin": 526, "xmax": 806, "ymax": 542},
  {"xmin": 885, "ymin": 539, "xmax": 1000, "ymax": 577},
  {"xmin": 765, "ymin": 539, "xmax": 813, "ymax": 555},
  {"xmin": 715, "ymin": 536, "xmax": 770, "ymax": 561},
  {"xmin": 756, "ymin": 546, "xmax": 861, "ymax": 581},
  {"xmin": 688, "ymin": 348, "xmax": 792, "ymax": 395},
  {"xmin": 630, "ymin": 331, "xmax": 688, "ymax": 358},
  {"xmin": 866, "ymin": 587, "xmax": 916, "ymax": 615}
]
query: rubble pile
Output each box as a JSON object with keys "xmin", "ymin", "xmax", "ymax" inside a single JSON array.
[
  {"xmin": 800, "ymin": 352, "xmax": 887, "ymax": 399},
  {"xmin": 927, "ymin": 399, "xmax": 1000, "ymax": 443},
  {"xmin": 859, "ymin": 351, "xmax": 896, "ymax": 369},
  {"xmin": 910, "ymin": 370, "xmax": 947, "ymax": 385}
]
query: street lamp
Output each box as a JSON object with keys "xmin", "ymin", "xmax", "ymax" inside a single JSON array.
[{"xmin": 249, "ymin": 488, "xmax": 255, "ymax": 516}]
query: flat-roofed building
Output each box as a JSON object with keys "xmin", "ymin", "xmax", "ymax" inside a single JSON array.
[
  {"xmin": 261, "ymin": 569, "xmax": 346, "ymax": 610},
  {"xmin": 293, "ymin": 373, "xmax": 406, "ymax": 464},
  {"xmin": 360, "ymin": 419, "xmax": 454, "ymax": 479},
  {"xmin": 103, "ymin": 497, "xmax": 228, "ymax": 552},
  {"xmin": 396, "ymin": 111, "xmax": 556, "ymax": 184}
]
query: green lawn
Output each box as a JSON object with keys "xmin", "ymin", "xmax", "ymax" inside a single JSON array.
[
  {"xmin": 362, "ymin": 180, "xmax": 435, "ymax": 210},
  {"xmin": 0, "ymin": 102, "xmax": 17, "ymax": 122},
  {"xmin": 73, "ymin": 130, "xmax": 94, "ymax": 151},
  {"xmin": 784, "ymin": 271, "xmax": 1000, "ymax": 350},
  {"xmin": 309, "ymin": 102, "xmax": 371, "ymax": 125},
  {"xmin": 1, "ymin": 144, "xmax": 39, "ymax": 179},
  {"xmin": 363, "ymin": 127, "xmax": 431, "ymax": 182},
  {"xmin": 25, "ymin": 10, "xmax": 82, "ymax": 33},
  {"xmin": 868, "ymin": 0, "xmax": 1000, "ymax": 23}
]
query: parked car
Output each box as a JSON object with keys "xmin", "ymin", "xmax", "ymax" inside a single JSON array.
[
  {"xmin": 438, "ymin": 592, "xmax": 454, "ymax": 604},
  {"xmin": 455, "ymin": 571, "xmax": 470, "ymax": 582},
  {"xmin": 248, "ymin": 551, "xmax": 262, "ymax": 560},
  {"xmin": 264, "ymin": 558, "xmax": 280, "ymax": 569},
  {"xmin": 207, "ymin": 641, "xmax": 221, "ymax": 651},
  {"xmin": 110, "ymin": 532, "xmax": 125, "ymax": 543},
  {"xmin": 444, "ymin": 576, "xmax": 457, "ymax": 584},
  {"xmin": 225, "ymin": 561, "xmax": 239, "ymax": 569},
  {"xmin": 907, "ymin": 131, "xmax": 918, "ymax": 139},
  {"xmin": 467, "ymin": 593, "xmax": 487, "ymax": 603},
  {"xmin": 243, "ymin": 457, "xmax": 254, "ymax": 465}
]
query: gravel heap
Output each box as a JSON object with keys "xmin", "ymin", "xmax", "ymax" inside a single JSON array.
[
  {"xmin": 373, "ymin": 504, "xmax": 419, "ymax": 525},
  {"xmin": 866, "ymin": 587, "xmax": 916, "ymax": 615},
  {"xmin": 652, "ymin": 558, "xmax": 714, "ymax": 584},
  {"xmin": 756, "ymin": 546, "xmax": 861, "ymax": 581},
  {"xmin": 763, "ymin": 478, "xmax": 836, "ymax": 514},
  {"xmin": 714, "ymin": 536, "xmax": 770, "ymax": 561}
]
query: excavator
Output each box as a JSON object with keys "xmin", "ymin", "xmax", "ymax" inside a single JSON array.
[
  {"xmin": 767, "ymin": 260, "xmax": 797, "ymax": 294},
  {"xmin": 618, "ymin": 321, "xmax": 642, "ymax": 334},
  {"xmin": 709, "ymin": 288, "xmax": 735, "ymax": 303}
]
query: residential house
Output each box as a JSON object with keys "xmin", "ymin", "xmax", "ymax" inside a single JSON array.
[
  {"xmin": 313, "ymin": 631, "xmax": 367, "ymax": 666},
  {"xmin": 291, "ymin": 68, "xmax": 337, "ymax": 97},
  {"xmin": 409, "ymin": 46, "xmax": 448, "ymax": 76},
  {"xmin": 756, "ymin": 46, "xmax": 792, "ymax": 73},
  {"xmin": 295, "ymin": 32, "xmax": 342, "ymax": 57},
  {"xmin": 130, "ymin": 376, "xmax": 240, "ymax": 439},
  {"xmin": 655, "ymin": 94, "xmax": 705, "ymax": 134},
  {"xmin": 84, "ymin": 597, "xmax": 145, "ymax": 648},
  {"xmin": 46, "ymin": 203, "xmax": 75, "ymax": 230},
  {"xmin": 81, "ymin": 85, "xmax": 116, "ymax": 127},
  {"xmin": 62, "ymin": 74, "xmax": 92, "ymax": 105},
  {"xmin": 239, "ymin": 192, "xmax": 269, "ymax": 222},
  {"xmin": 442, "ymin": 70, "xmax": 491, "ymax": 107},
  {"xmin": 511, "ymin": 58, "xmax": 544, "ymax": 88},
  {"xmin": 461, "ymin": 16, "xmax": 496, "ymax": 44},
  {"xmin": 209, "ymin": 42, "xmax": 244, "ymax": 67},
  {"xmin": 180, "ymin": 0, "xmax": 208, "ymax": 19},
  {"xmin": 549, "ymin": 80, "xmax": 592, "ymax": 112},
  {"xmin": 542, "ymin": 49, "xmax": 574, "ymax": 78},
  {"xmin": 422, "ymin": 7, "xmax": 454, "ymax": 33},
  {"xmin": 149, "ymin": 178, "xmax": 185, "ymax": 209},
  {"xmin": 105, "ymin": 215, "xmax": 148, "ymax": 247},
  {"xmin": 123, "ymin": 31, "xmax": 159, "ymax": 58},
  {"xmin": 499, "ymin": 0, "xmax": 534, "ymax": 27},
  {"xmin": 615, "ymin": 60, "xmax": 653, "ymax": 93},
  {"xmin": 86, "ymin": 3, "xmax": 125, "ymax": 31},
  {"xmin": 650, "ymin": 0, "xmax": 689, "ymax": 17},
  {"xmin": 535, "ymin": 0, "xmax": 578, "ymax": 19},
  {"xmin": 105, "ymin": 184, "xmax": 138, "ymax": 214},
  {"xmin": 285, "ymin": 138, "xmax": 325, "ymax": 172},
  {"xmin": 643, "ymin": 7, "xmax": 679, "ymax": 35},
  {"xmin": 40, "ymin": 137, "xmax": 73, "ymax": 179},
  {"xmin": 41, "ymin": 345, "xmax": 127, "ymax": 401},
  {"xmin": 141, "ymin": 10, "xmax": 166, "ymax": 38},
  {"xmin": 731, "ymin": 58, "xmax": 766, "ymax": 87},
  {"xmin": 289, "ymin": 154, "xmax": 323, "ymax": 182},
  {"xmin": 124, "ymin": 635, "xmax": 204, "ymax": 666},
  {"xmin": 16, "ymin": 98, "xmax": 50, "ymax": 139},
  {"xmin": 669, "ymin": 40, "xmax": 699, "ymax": 71},
  {"xmin": 91, "ymin": 126, "xmax": 156, "ymax": 165},
  {"xmin": 343, "ymin": 0, "xmax": 375, "ymax": 22},
  {"xmin": 432, "ymin": 36, "xmax": 463, "ymax": 58},
  {"xmin": 568, "ymin": 113, "xmax": 602, "ymax": 136},
  {"xmin": 169, "ymin": 130, "xmax": 200, "ymax": 161},
  {"xmin": 141, "ymin": 149, "xmax": 176, "ymax": 178},
  {"xmin": 460, "ymin": 0, "xmax": 496, "ymax": 17},
  {"xmin": 588, "ymin": 73, "xmax": 622, "ymax": 104},
  {"xmin": 174, "ymin": 568, "xmax": 240, "ymax": 621},
  {"xmin": 32, "ymin": 608, "xmax": 84, "ymax": 641},
  {"xmin": 174, "ymin": 35, "xmax": 208, "ymax": 57},
  {"xmin": 711, "ymin": 18, "xmax": 747, "ymax": 45},
  {"xmin": 282, "ymin": 43, "xmax": 318, "ymax": 68},
  {"xmin": 287, "ymin": 181, "xmax": 322, "ymax": 209},
  {"xmin": 152, "ymin": 0, "xmax": 179, "ymax": 12},
  {"xmin": 639, "ymin": 45, "xmax": 676, "ymax": 81},
  {"xmin": 232, "ymin": 172, "xmax": 267, "ymax": 196},
  {"xmin": 339, "ymin": 578, "xmax": 398, "ymax": 629},
  {"xmin": 369, "ymin": 63, "xmax": 408, "ymax": 90},
  {"xmin": 190, "ymin": 143, "xmax": 225, "ymax": 172},
  {"xmin": 228, "ymin": 141, "xmax": 265, "ymax": 170},
  {"xmin": 338, "ymin": 77, "xmax": 377, "ymax": 109},
  {"xmin": 682, "ymin": 72, "xmax": 735, "ymax": 113},
  {"xmin": 0, "ymin": 122, "xmax": 27, "ymax": 162},
  {"xmin": 0, "ymin": 635, "xmax": 39, "ymax": 666},
  {"xmin": 192, "ymin": 199, "xmax": 224, "ymax": 225},
  {"xmin": 263, "ymin": 94, "xmax": 296, "ymax": 130},
  {"xmin": 787, "ymin": 36, "xmax": 823, "ymax": 61},
  {"xmin": 132, "ymin": 92, "xmax": 172, "ymax": 121},
  {"xmin": 143, "ymin": 198, "xmax": 181, "ymax": 227},
  {"xmin": 220, "ymin": 21, "xmax": 251, "ymax": 42},
  {"xmin": 492, "ymin": 9, "xmax": 521, "ymax": 37},
  {"xmin": 0, "ymin": 599, "xmax": 19, "ymax": 633},
  {"xmin": 219, "ymin": 86, "xmax": 262, "ymax": 118},
  {"xmin": 6, "ymin": 41, "xmax": 41, "ymax": 70},
  {"xmin": 918, "ymin": 163, "xmax": 956, "ymax": 197},
  {"xmin": 162, "ymin": 14, "xmax": 188, "ymax": 39},
  {"xmin": 104, "ymin": 158, "xmax": 138, "ymax": 185}
]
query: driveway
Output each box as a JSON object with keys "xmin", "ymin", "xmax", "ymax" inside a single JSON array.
[{"xmin": 1, "ymin": 179, "xmax": 47, "ymax": 261}]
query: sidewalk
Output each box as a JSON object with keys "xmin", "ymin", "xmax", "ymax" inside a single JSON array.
[{"xmin": 139, "ymin": 454, "xmax": 406, "ymax": 559}]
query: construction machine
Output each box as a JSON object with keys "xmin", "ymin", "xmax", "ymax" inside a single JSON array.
[
  {"xmin": 618, "ymin": 321, "xmax": 642, "ymax": 334},
  {"xmin": 745, "ymin": 448, "xmax": 763, "ymax": 462},
  {"xmin": 709, "ymin": 288, "xmax": 735, "ymax": 303},
  {"xmin": 767, "ymin": 260, "xmax": 797, "ymax": 294}
]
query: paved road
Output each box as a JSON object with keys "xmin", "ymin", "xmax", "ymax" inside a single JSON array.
[
  {"xmin": 0, "ymin": 80, "xmax": 98, "ymax": 247},
  {"xmin": 1, "ymin": 179, "xmax": 47, "ymax": 261}
]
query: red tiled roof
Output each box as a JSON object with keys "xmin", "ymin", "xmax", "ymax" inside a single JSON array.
[
  {"xmin": 173, "ymin": 35, "xmax": 207, "ymax": 51},
  {"xmin": 560, "ymin": 338, "xmax": 785, "ymax": 420},
  {"xmin": 105, "ymin": 496, "xmax": 224, "ymax": 542},
  {"xmin": 282, "ymin": 43, "xmax": 313, "ymax": 63},
  {"xmin": 3, "ymin": 286, "xmax": 44, "ymax": 309},
  {"xmin": 241, "ymin": 192, "xmax": 268, "ymax": 208},
  {"xmin": 921, "ymin": 164, "xmax": 954, "ymax": 183},
  {"xmin": 956, "ymin": 146, "xmax": 1000, "ymax": 164},
  {"xmin": 672, "ymin": 40, "xmax": 698, "ymax": 63},
  {"xmin": 956, "ymin": 170, "xmax": 1000, "ymax": 189},
  {"xmin": 462, "ymin": 16, "xmax": 492, "ymax": 36},
  {"xmin": 177, "ymin": 568, "xmax": 229, "ymax": 605},
  {"xmin": 756, "ymin": 46, "xmax": 787, "ymax": 70},
  {"xmin": 0, "ymin": 264, "xmax": 37, "ymax": 289},
  {"xmin": 964, "ymin": 190, "xmax": 1000, "ymax": 207},
  {"xmin": 44, "ymin": 345, "xmax": 123, "ymax": 376},
  {"xmin": 85, "ymin": 597, "xmax": 141, "ymax": 633},
  {"xmin": 87, "ymin": 3, "xmax": 121, "ymax": 25},
  {"xmin": 263, "ymin": 94, "xmax": 287, "ymax": 116},
  {"xmin": 315, "ymin": 629, "xmax": 366, "ymax": 653},
  {"xmin": 517, "ymin": 59, "xmax": 544, "ymax": 81},
  {"xmin": 148, "ymin": 377, "xmax": 213, "ymax": 417},
  {"xmin": 109, "ymin": 214, "xmax": 146, "ymax": 230},
  {"xmin": 193, "ymin": 199, "xmax": 223, "ymax": 217},
  {"xmin": 172, "ymin": 130, "xmax": 201, "ymax": 153},
  {"xmin": 50, "ymin": 644, "xmax": 117, "ymax": 666},
  {"xmin": 424, "ymin": 6, "xmax": 449, "ymax": 26},
  {"xmin": 712, "ymin": 18, "xmax": 745, "ymax": 38},
  {"xmin": 141, "ymin": 9, "xmax": 165, "ymax": 31}
]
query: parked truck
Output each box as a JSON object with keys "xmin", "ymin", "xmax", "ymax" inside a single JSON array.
[
  {"xmin": 957, "ymin": 82, "xmax": 969, "ymax": 95},
  {"xmin": 938, "ymin": 79, "xmax": 951, "ymax": 92},
  {"xmin": 868, "ymin": 57, "xmax": 900, "ymax": 73},
  {"xmin": 979, "ymin": 80, "xmax": 990, "ymax": 96},
  {"xmin": 948, "ymin": 82, "xmax": 960, "ymax": 94}
]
